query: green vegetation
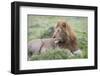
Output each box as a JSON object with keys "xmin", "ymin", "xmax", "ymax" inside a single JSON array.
[
  {"xmin": 28, "ymin": 15, "xmax": 88, "ymax": 60},
  {"xmin": 30, "ymin": 48, "xmax": 83, "ymax": 60}
]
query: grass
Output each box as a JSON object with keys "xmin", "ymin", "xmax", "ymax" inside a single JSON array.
[
  {"xmin": 30, "ymin": 48, "xmax": 83, "ymax": 61},
  {"xmin": 28, "ymin": 15, "xmax": 88, "ymax": 60}
]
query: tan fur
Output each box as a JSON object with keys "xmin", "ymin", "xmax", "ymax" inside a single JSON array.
[{"xmin": 28, "ymin": 38, "xmax": 56, "ymax": 55}]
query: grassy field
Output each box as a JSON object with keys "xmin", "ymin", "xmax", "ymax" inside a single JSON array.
[{"xmin": 28, "ymin": 15, "xmax": 88, "ymax": 60}]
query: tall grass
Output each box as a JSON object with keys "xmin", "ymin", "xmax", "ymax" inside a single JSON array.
[{"xmin": 30, "ymin": 48, "xmax": 83, "ymax": 61}]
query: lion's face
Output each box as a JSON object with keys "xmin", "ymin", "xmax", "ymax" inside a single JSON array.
[{"xmin": 52, "ymin": 21, "xmax": 68, "ymax": 44}]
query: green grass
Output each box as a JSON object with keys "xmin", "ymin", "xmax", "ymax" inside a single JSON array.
[
  {"xmin": 30, "ymin": 48, "xmax": 84, "ymax": 61},
  {"xmin": 28, "ymin": 15, "xmax": 88, "ymax": 60}
]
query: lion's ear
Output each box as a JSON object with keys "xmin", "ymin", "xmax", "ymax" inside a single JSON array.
[{"xmin": 62, "ymin": 22, "xmax": 66, "ymax": 28}]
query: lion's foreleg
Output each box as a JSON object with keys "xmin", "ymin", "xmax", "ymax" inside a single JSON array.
[{"xmin": 73, "ymin": 49, "xmax": 83, "ymax": 57}]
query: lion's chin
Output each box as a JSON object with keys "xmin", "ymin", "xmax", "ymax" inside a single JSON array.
[
  {"xmin": 54, "ymin": 40, "xmax": 59, "ymax": 44},
  {"xmin": 54, "ymin": 40, "xmax": 65, "ymax": 44}
]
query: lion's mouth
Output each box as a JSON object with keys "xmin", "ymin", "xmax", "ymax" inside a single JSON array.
[
  {"xmin": 54, "ymin": 39, "xmax": 64, "ymax": 44},
  {"xmin": 54, "ymin": 40, "xmax": 59, "ymax": 44}
]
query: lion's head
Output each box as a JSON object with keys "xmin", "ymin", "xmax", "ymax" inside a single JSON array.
[{"xmin": 52, "ymin": 20, "xmax": 78, "ymax": 52}]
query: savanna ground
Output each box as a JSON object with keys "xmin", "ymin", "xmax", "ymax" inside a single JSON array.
[{"xmin": 28, "ymin": 15, "xmax": 88, "ymax": 60}]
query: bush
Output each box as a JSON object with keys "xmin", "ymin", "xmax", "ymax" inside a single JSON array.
[
  {"xmin": 29, "ymin": 48, "xmax": 83, "ymax": 61},
  {"xmin": 77, "ymin": 31, "xmax": 88, "ymax": 58},
  {"xmin": 40, "ymin": 27, "xmax": 54, "ymax": 38}
]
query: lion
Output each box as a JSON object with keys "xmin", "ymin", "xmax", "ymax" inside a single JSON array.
[
  {"xmin": 28, "ymin": 38, "xmax": 57, "ymax": 56},
  {"xmin": 52, "ymin": 20, "xmax": 82, "ymax": 55},
  {"xmin": 28, "ymin": 20, "xmax": 82, "ymax": 58}
]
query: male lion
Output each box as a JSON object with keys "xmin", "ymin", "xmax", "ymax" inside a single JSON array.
[
  {"xmin": 52, "ymin": 20, "xmax": 82, "ymax": 55},
  {"xmin": 28, "ymin": 20, "xmax": 82, "ymax": 57}
]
